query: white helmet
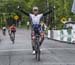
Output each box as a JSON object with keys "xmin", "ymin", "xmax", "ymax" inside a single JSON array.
[{"xmin": 33, "ymin": 6, "xmax": 38, "ymax": 11}]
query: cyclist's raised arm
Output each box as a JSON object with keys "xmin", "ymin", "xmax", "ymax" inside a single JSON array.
[
  {"xmin": 43, "ymin": 9, "xmax": 52, "ymax": 16},
  {"xmin": 17, "ymin": 6, "xmax": 29, "ymax": 16},
  {"xmin": 20, "ymin": 9, "xmax": 29, "ymax": 16}
]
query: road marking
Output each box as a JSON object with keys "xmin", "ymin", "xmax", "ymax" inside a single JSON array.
[
  {"xmin": 2, "ymin": 48, "xmax": 35, "ymax": 52},
  {"xmin": 41, "ymin": 63, "xmax": 75, "ymax": 64},
  {"xmin": 0, "ymin": 48, "xmax": 75, "ymax": 52},
  {"xmin": 42, "ymin": 48, "xmax": 75, "ymax": 50}
]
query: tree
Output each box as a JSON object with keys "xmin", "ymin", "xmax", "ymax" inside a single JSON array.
[{"xmin": 0, "ymin": 0, "xmax": 74, "ymax": 28}]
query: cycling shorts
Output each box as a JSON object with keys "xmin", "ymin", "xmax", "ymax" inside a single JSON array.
[
  {"xmin": 32, "ymin": 24, "xmax": 41, "ymax": 32},
  {"xmin": 31, "ymin": 24, "xmax": 41, "ymax": 37}
]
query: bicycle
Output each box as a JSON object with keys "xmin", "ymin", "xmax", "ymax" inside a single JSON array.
[
  {"xmin": 34, "ymin": 28, "xmax": 40, "ymax": 61},
  {"xmin": 10, "ymin": 32, "xmax": 15, "ymax": 44}
]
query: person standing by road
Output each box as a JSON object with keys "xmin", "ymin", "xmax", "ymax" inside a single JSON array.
[{"xmin": 27, "ymin": 21, "xmax": 30, "ymax": 29}]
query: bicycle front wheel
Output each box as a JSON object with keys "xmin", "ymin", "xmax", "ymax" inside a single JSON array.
[{"xmin": 35, "ymin": 40, "xmax": 40, "ymax": 61}]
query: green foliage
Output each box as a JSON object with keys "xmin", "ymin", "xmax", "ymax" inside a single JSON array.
[{"xmin": 0, "ymin": 0, "xmax": 74, "ymax": 28}]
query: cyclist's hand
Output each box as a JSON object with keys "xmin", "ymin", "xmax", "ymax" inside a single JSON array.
[
  {"xmin": 17, "ymin": 6, "xmax": 20, "ymax": 9},
  {"xmin": 17, "ymin": 6, "xmax": 22, "ymax": 10}
]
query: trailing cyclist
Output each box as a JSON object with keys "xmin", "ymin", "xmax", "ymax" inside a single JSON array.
[
  {"xmin": 2, "ymin": 25, "xmax": 7, "ymax": 36},
  {"xmin": 8, "ymin": 24, "xmax": 16, "ymax": 40}
]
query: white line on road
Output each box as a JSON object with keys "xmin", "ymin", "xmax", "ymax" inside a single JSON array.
[
  {"xmin": 41, "ymin": 63, "xmax": 75, "ymax": 64},
  {"xmin": 0, "ymin": 48, "xmax": 75, "ymax": 52}
]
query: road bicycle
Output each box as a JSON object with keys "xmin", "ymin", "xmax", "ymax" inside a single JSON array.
[
  {"xmin": 34, "ymin": 28, "xmax": 40, "ymax": 61},
  {"xmin": 10, "ymin": 32, "xmax": 15, "ymax": 44}
]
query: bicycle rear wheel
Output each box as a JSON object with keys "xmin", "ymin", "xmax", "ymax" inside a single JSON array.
[
  {"xmin": 12, "ymin": 38, "xmax": 15, "ymax": 44},
  {"xmin": 11, "ymin": 37, "xmax": 15, "ymax": 44},
  {"xmin": 10, "ymin": 34, "xmax": 15, "ymax": 44},
  {"xmin": 35, "ymin": 41, "xmax": 40, "ymax": 61},
  {"xmin": 37, "ymin": 46, "xmax": 40, "ymax": 61}
]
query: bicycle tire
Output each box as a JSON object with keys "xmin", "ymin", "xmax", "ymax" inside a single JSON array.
[
  {"xmin": 35, "ymin": 43, "xmax": 38, "ymax": 59},
  {"xmin": 12, "ymin": 38, "xmax": 14, "ymax": 44},
  {"xmin": 37, "ymin": 44, "xmax": 40, "ymax": 61},
  {"xmin": 12, "ymin": 37, "xmax": 15, "ymax": 44},
  {"xmin": 35, "ymin": 40, "xmax": 40, "ymax": 61},
  {"xmin": 10, "ymin": 35, "xmax": 15, "ymax": 44}
]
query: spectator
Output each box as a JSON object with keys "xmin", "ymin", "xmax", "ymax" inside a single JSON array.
[{"xmin": 27, "ymin": 21, "xmax": 30, "ymax": 29}]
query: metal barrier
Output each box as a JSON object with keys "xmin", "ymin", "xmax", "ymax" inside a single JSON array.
[{"xmin": 47, "ymin": 29, "xmax": 75, "ymax": 43}]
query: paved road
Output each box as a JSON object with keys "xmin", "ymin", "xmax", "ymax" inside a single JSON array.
[{"xmin": 0, "ymin": 29, "xmax": 75, "ymax": 65}]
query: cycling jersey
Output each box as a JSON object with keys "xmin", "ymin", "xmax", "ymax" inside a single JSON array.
[
  {"xmin": 9, "ymin": 26, "xmax": 16, "ymax": 32},
  {"xmin": 29, "ymin": 14, "xmax": 43, "ymax": 25},
  {"xmin": 19, "ymin": 9, "xmax": 52, "ymax": 25}
]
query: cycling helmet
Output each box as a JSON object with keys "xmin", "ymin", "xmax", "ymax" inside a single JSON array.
[{"xmin": 33, "ymin": 6, "xmax": 38, "ymax": 11}]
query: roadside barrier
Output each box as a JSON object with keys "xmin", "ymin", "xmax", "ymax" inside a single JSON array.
[{"xmin": 47, "ymin": 29, "xmax": 75, "ymax": 43}]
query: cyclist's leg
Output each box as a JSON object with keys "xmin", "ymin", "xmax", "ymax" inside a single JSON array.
[
  {"xmin": 31, "ymin": 31, "xmax": 35, "ymax": 50},
  {"xmin": 10, "ymin": 31, "xmax": 12, "ymax": 36},
  {"xmin": 38, "ymin": 25, "xmax": 44, "ymax": 46},
  {"xmin": 31, "ymin": 30, "xmax": 37, "ymax": 54},
  {"xmin": 39, "ymin": 31, "xmax": 44, "ymax": 46},
  {"xmin": 10, "ymin": 31, "xmax": 12, "ymax": 39},
  {"xmin": 11, "ymin": 31, "xmax": 15, "ymax": 37},
  {"xmin": 12, "ymin": 32, "xmax": 15, "ymax": 39}
]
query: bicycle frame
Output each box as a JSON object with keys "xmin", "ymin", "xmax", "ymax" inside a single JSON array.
[
  {"xmin": 10, "ymin": 32, "xmax": 15, "ymax": 44},
  {"xmin": 34, "ymin": 29, "xmax": 40, "ymax": 61}
]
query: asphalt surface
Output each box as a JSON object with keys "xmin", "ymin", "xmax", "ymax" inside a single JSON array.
[{"xmin": 0, "ymin": 28, "xmax": 75, "ymax": 65}]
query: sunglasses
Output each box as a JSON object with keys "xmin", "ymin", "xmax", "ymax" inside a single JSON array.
[{"xmin": 33, "ymin": 9, "xmax": 38, "ymax": 11}]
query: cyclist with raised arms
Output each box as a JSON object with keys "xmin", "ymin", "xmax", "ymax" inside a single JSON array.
[{"xmin": 17, "ymin": 6, "xmax": 52, "ymax": 54}]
